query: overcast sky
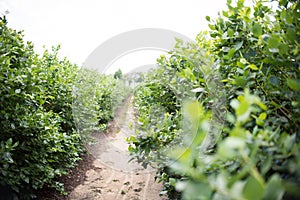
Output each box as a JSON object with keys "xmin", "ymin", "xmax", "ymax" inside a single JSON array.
[{"xmin": 1, "ymin": 0, "xmax": 228, "ymax": 73}]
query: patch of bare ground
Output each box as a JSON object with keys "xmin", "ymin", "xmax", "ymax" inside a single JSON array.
[{"xmin": 37, "ymin": 96, "xmax": 168, "ymax": 200}]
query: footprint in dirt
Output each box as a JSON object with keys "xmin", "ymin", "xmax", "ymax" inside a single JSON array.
[{"xmin": 70, "ymin": 96, "xmax": 168, "ymax": 200}]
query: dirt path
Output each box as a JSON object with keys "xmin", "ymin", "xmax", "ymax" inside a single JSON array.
[{"xmin": 68, "ymin": 96, "xmax": 167, "ymax": 200}]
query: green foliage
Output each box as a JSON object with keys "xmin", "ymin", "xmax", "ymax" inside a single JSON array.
[
  {"xmin": 128, "ymin": 0, "xmax": 300, "ymax": 199},
  {"xmin": 202, "ymin": 0, "xmax": 300, "ymax": 132},
  {"xmin": 128, "ymin": 42, "xmax": 219, "ymax": 198},
  {"xmin": 113, "ymin": 68, "xmax": 123, "ymax": 79},
  {"xmin": 168, "ymin": 91, "xmax": 294, "ymax": 200},
  {"xmin": 0, "ymin": 16, "xmax": 84, "ymax": 197},
  {"xmin": 0, "ymin": 16, "xmax": 131, "ymax": 198},
  {"xmin": 73, "ymin": 70, "xmax": 131, "ymax": 133},
  {"xmin": 0, "ymin": 17, "xmax": 130, "ymax": 198}
]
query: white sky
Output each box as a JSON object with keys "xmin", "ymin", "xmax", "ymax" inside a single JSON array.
[{"xmin": 1, "ymin": 0, "xmax": 228, "ymax": 73}]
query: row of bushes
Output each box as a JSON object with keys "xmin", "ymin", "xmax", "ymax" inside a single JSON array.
[
  {"xmin": 73, "ymin": 68, "xmax": 131, "ymax": 135},
  {"xmin": 128, "ymin": 0, "xmax": 300, "ymax": 199},
  {"xmin": 0, "ymin": 16, "xmax": 130, "ymax": 199}
]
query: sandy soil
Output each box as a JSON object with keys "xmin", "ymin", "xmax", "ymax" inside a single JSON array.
[{"xmin": 38, "ymin": 96, "xmax": 167, "ymax": 200}]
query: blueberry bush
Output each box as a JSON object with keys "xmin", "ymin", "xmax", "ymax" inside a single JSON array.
[
  {"xmin": 0, "ymin": 16, "xmax": 130, "ymax": 199},
  {"xmin": 128, "ymin": 0, "xmax": 300, "ymax": 199},
  {"xmin": 0, "ymin": 16, "xmax": 83, "ymax": 197}
]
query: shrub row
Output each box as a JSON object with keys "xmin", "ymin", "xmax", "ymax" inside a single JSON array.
[
  {"xmin": 128, "ymin": 0, "xmax": 300, "ymax": 199},
  {"xmin": 0, "ymin": 16, "xmax": 131, "ymax": 199}
]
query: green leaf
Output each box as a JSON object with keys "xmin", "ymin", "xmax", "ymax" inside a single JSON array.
[
  {"xmin": 261, "ymin": 156, "xmax": 272, "ymax": 175},
  {"xmin": 231, "ymin": 126, "xmax": 247, "ymax": 138},
  {"xmin": 252, "ymin": 23, "xmax": 262, "ymax": 37},
  {"xmin": 206, "ymin": 16, "xmax": 211, "ymax": 22},
  {"xmin": 234, "ymin": 41, "xmax": 243, "ymax": 50},
  {"xmin": 226, "ymin": 112, "xmax": 235, "ymax": 124},
  {"xmin": 258, "ymin": 112, "xmax": 267, "ymax": 120},
  {"xmin": 284, "ymin": 134, "xmax": 296, "ymax": 152},
  {"xmin": 6, "ymin": 138, "xmax": 12, "ymax": 147},
  {"xmin": 182, "ymin": 181, "xmax": 212, "ymax": 200},
  {"xmin": 287, "ymin": 79, "xmax": 300, "ymax": 91},
  {"xmin": 237, "ymin": 100, "xmax": 250, "ymax": 116},
  {"xmin": 286, "ymin": 12, "xmax": 293, "ymax": 24},
  {"xmin": 228, "ymin": 28, "xmax": 234, "ymax": 37},
  {"xmin": 126, "ymin": 136, "xmax": 136, "ymax": 143},
  {"xmin": 262, "ymin": 175, "xmax": 284, "ymax": 200},
  {"xmin": 208, "ymin": 24, "xmax": 216, "ymax": 30},
  {"xmin": 237, "ymin": 61, "xmax": 245, "ymax": 68},
  {"xmin": 256, "ymin": 112, "xmax": 267, "ymax": 126},
  {"xmin": 4, "ymin": 152, "xmax": 14, "ymax": 163},
  {"xmin": 248, "ymin": 64, "xmax": 259, "ymax": 70},
  {"xmin": 243, "ymin": 175, "xmax": 265, "ymax": 200},
  {"xmin": 234, "ymin": 77, "xmax": 247, "ymax": 87},
  {"xmin": 222, "ymin": 11, "xmax": 229, "ymax": 17},
  {"xmin": 228, "ymin": 48, "xmax": 236, "ymax": 58},
  {"xmin": 169, "ymin": 178, "xmax": 176, "ymax": 186},
  {"xmin": 286, "ymin": 28, "xmax": 297, "ymax": 42},
  {"xmin": 278, "ymin": 44, "xmax": 288, "ymax": 55},
  {"xmin": 280, "ymin": 9, "xmax": 286, "ymax": 22},
  {"xmin": 268, "ymin": 36, "xmax": 280, "ymax": 50},
  {"xmin": 24, "ymin": 176, "xmax": 30, "ymax": 183}
]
